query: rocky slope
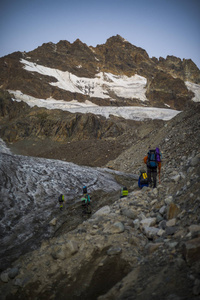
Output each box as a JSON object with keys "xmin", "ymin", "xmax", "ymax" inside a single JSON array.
[
  {"xmin": 0, "ymin": 89, "xmax": 165, "ymax": 167},
  {"xmin": 0, "ymin": 101, "xmax": 200, "ymax": 300}
]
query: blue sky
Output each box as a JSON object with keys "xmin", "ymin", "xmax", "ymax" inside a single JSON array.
[{"xmin": 0, "ymin": 0, "xmax": 200, "ymax": 69}]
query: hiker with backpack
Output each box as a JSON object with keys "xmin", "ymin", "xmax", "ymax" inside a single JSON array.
[
  {"xmin": 120, "ymin": 186, "xmax": 128, "ymax": 198},
  {"xmin": 138, "ymin": 169, "xmax": 148, "ymax": 189},
  {"xmin": 144, "ymin": 147, "xmax": 162, "ymax": 188},
  {"xmin": 58, "ymin": 194, "xmax": 65, "ymax": 211},
  {"xmin": 81, "ymin": 186, "xmax": 91, "ymax": 214}
]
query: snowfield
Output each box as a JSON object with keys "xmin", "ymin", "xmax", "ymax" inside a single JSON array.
[
  {"xmin": 9, "ymin": 89, "xmax": 181, "ymax": 121},
  {"xmin": 20, "ymin": 59, "xmax": 148, "ymax": 101}
]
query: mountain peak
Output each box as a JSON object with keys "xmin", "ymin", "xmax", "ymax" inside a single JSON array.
[{"xmin": 106, "ymin": 34, "xmax": 128, "ymax": 44}]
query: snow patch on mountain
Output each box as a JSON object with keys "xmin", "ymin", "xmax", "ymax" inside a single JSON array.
[
  {"xmin": 9, "ymin": 89, "xmax": 181, "ymax": 121},
  {"xmin": 20, "ymin": 59, "xmax": 148, "ymax": 101},
  {"xmin": 185, "ymin": 81, "xmax": 200, "ymax": 102},
  {"xmin": 0, "ymin": 139, "xmax": 12, "ymax": 155}
]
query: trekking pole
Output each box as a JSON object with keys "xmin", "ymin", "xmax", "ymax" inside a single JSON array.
[{"xmin": 159, "ymin": 168, "xmax": 161, "ymax": 184}]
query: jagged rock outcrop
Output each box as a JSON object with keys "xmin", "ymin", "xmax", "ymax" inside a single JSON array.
[
  {"xmin": 153, "ymin": 55, "xmax": 200, "ymax": 84},
  {"xmin": 146, "ymin": 71, "xmax": 194, "ymax": 109},
  {"xmin": 93, "ymin": 35, "xmax": 155, "ymax": 77},
  {"xmin": 0, "ymin": 90, "xmax": 127, "ymax": 143}
]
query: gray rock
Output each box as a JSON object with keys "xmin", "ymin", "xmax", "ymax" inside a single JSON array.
[
  {"xmin": 49, "ymin": 217, "xmax": 57, "ymax": 226},
  {"xmin": 156, "ymin": 213, "xmax": 163, "ymax": 223},
  {"xmin": 193, "ymin": 279, "xmax": 200, "ymax": 295},
  {"xmin": 103, "ymin": 222, "xmax": 125, "ymax": 234},
  {"xmin": 164, "ymin": 196, "xmax": 173, "ymax": 205},
  {"xmin": 165, "ymin": 226, "xmax": 177, "ymax": 236},
  {"xmin": 159, "ymin": 220, "xmax": 167, "ymax": 230},
  {"xmin": 190, "ymin": 156, "xmax": 200, "ymax": 167},
  {"xmin": 93, "ymin": 206, "xmax": 111, "ymax": 217},
  {"xmin": 133, "ymin": 219, "xmax": 140, "ymax": 229},
  {"xmin": 143, "ymin": 226, "xmax": 159, "ymax": 239},
  {"xmin": 0, "ymin": 271, "xmax": 9, "ymax": 283},
  {"xmin": 159, "ymin": 205, "xmax": 166, "ymax": 215},
  {"xmin": 121, "ymin": 208, "xmax": 136, "ymax": 220},
  {"xmin": 140, "ymin": 217, "xmax": 156, "ymax": 228},
  {"xmin": 8, "ymin": 267, "xmax": 19, "ymax": 279}
]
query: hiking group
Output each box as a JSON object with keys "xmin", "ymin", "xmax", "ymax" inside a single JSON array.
[
  {"xmin": 139, "ymin": 147, "xmax": 162, "ymax": 189},
  {"xmin": 58, "ymin": 186, "xmax": 91, "ymax": 214},
  {"xmin": 57, "ymin": 147, "xmax": 162, "ymax": 214}
]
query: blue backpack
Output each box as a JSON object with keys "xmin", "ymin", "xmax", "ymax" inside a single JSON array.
[{"xmin": 147, "ymin": 150, "xmax": 158, "ymax": 168}]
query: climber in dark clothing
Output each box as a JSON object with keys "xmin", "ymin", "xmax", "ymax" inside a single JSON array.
[{"xmin": 144, "ymin": 147, "xmax": 162, "ymax": 188}]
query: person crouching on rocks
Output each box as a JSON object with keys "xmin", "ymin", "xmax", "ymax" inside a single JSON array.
[
  {"xmin": 58, "ymin": 194, "xmax": 65, "ymax": 211},
  {"xmin": 120, "ymin": 186, "xmax": 128, "ymax": 198}
]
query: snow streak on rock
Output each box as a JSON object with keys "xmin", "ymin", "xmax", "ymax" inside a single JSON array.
[{"xmin": 9, "ymin": 90, "xmax": 181, "ymax": 121}]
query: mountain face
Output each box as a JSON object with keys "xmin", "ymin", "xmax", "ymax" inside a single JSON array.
[
  {"xmin": 0, "ymin": 35, "xmax": 200, "ymax": 300},
  {"xmin": 0, "ymin": 35, "xmax": 199, "ymax": 110}
]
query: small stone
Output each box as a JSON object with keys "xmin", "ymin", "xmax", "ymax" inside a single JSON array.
[
  {"xmin": 156, "ymin": 214, "xmax": 163, "ymax": 223},
  {"xmin": 190, "ymin": 156, "xmax": 199, "ymax": 167},
  {"xmin": 165, "ymin": 196, "xmax": 173, "ymax": 205},
  {"xmin": 167, "ymin": 203, "xmax": 180, "ymax": 220},
  {"xmin": 145, "ymin": 242, "xmax": 162, "ymax": 254},
  {"xmin": 166, "ymin": 218, "xmax": 176, "ymax": 227},
  {"xmin": 133, "ymin": 219, "xmax": 140, "ymax": 229},
  {"xmin": 8, "ymin": 267, "xmax": 19, "ymax": 279},
  {"xmin": 1, "ymin": 272, "xmax": 9, "ymax": 283},
  {"xmin": 159, "ymin": 220, "xmax": 167, "ymax": 230},
  {"xmin": 152, "ymin": 188, "xmax": 158, "ymax": 196},
  {"xmin": 49, "ymin": 218, "xmax": 57, "ymax": 226},
  {"xmin": 159, "ymin": 206, "xmax": 166, "ymax": 215},
  {"xmin": 143, "ymin": 226, "xmax": 159, "ymax": 239},
  {"xmin": 188, "ymin": 224, "xmax": 200, "ymax": 233},
  {"xmin": 182, "ymin": 237, "xmax": 200, "ymax": 265},
  {"xmin": 193, "ymin": 279, "xmax": 200, "ymax": 295},
  {"xmin": 66, "ymin": 240, "xmax": 79, "ymax": 255},
  {"xmin": 107, "ymin": 247, "xmax": 122, "ymax": 256},
  {"xmin": 121, "ymin": 208, "xmax": 136, "ymax": 220},
  {"xmin": 140, "ymin": 218, "xmax": 157, "ymax": 228},
  {"xmin": 165, "ymin": 226, "xmax": 177, "ymax": 236},
  {"xmin": 93, "ymin": 206, "xmax": 111, "ymax": 217},
  {"xmin": 171, "ymin": 174, "xmax": 181, "ymax": 182},
  {"xmin": 157, "ymin": 229, "xmax": 165, "ymax": 236},
  {"xmin": 113, "ymin": 222, "xmax": 125, "ymax": 233}
]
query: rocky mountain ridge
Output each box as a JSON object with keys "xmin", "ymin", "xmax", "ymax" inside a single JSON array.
[{"xmin": 0, "ymin": 35, "xmax": 199, "ymax": 110}]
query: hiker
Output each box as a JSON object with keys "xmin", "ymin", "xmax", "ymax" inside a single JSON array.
[
  {"xmin": 144, "ymin": 147, "xmax": 162, "ymax": 188},
  {"xmin": 120, "ymin": 186, "xmax": 128, "ymax": 198},
  {"xmin": 138, "ymin": 169, "xmax": 148, "ymax": 189},
  {"xmin": 58, "ymin": 194, "xmax": 65, "ymax": 210},
  {"xmin": 81, "ymin": 186, "xmax": 91, "ymax": 214}
]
